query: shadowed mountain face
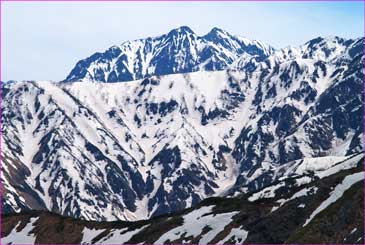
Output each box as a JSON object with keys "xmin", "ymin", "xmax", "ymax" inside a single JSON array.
[
  {"xmin": 1, "ymin": 26, "xmax": 364, "ymax": 238},
  {"xmin": 64, "ymin": 26, "xmax": 274, "ymax": 83}
]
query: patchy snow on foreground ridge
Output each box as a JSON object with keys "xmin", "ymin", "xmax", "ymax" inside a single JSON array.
[
  {"xmin": 217, "ymin": 226, "xmax": 249, "ymax": 244},
  {"xmin": 81, "ymin": 225, "xmax": 148, "ymax": 244},
  {"xmin": 248, "ymin": 182, "xmax": 286, "ymax": 202},
  {"xmin": 1, "ymin": 218, "xmax": 38, "ymax": 244},
  {"xmin": 155, "ymin": 205, "xmax": 239, "ymax": 244},
  {"xmin": 271, "ymin": 186, "xmax": 318, "ymax": 212},
  {"xmin": 303, "ymin": 171, "xmax": 364, "ymax": 227},
  {"xmin": 81, "ymin": 205, "xmax": 243, "ymax": 244},
  {"xmin": 98, "ymin": 225, "xmax": 148, "ymax": 244}
]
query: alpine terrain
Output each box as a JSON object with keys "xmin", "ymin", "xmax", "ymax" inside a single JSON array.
[{"xmin": 1, "ymin": 26, "xmax": 364, "ymax": 244}]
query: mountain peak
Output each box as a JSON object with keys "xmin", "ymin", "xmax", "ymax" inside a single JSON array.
[
  {"xmin": 305, "ymin": 36, "xmax": 348, "ymax": 48},
  {"xmin": 204, "ymin": 27, "xmax": 231, "ymax": 38},
  {"xmin": 209, "ymin": 27, "xmax": 228, "ymax": 34},
  {"xmin": 168, "ymin": 26, "xmax": 195, "ymax": 35},
  {"xmin": 64, "ymin": 26, "xmax": 273, "ymax": 83}
]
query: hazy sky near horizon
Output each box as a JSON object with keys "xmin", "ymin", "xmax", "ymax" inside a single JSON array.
[{"xmin": 2, "ymin": 1, "xmax": 364, "ymax": 81}]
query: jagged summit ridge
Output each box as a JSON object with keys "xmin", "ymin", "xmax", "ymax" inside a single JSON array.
[{"xmin": 65, "ymin": 26, "xmax": 274, "ymax": 83}]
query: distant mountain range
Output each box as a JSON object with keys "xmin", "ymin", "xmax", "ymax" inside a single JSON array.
[
  {"xmin": 65, "ymin": 26, "xmax": 274, "ymax": 82},
  {"xmin": 1, "ymin": 26, "xmax": 364, "ymax": 244}
]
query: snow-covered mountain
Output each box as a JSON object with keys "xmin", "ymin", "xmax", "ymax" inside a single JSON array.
[
  {"xmin": 2, "ymin": 155, "xmax": 363, "ymax": 244},
  {"xmin": 65, "ymin": 26, "xmax": 274, "ymax": 83},
  {"xmin": 229, "ymin": 36, "xmax": 364, "ymax": 192},
  {"xmin": 1, "ymin": 28, "xmax": 364, "ymax": 224}
]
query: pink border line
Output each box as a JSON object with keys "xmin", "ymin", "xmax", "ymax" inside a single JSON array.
[
  {"xmin": 0, "ymin": 0, "xmax": 3, "ymax": 244},
  {"xmin": 363, "ymin": 1, "xmax": 365, "ymax": 245},
  {"xmin": 0, "ymin": 0, "xmax": 364, "ymax": 2},
  {"xmin": 0, "ymin": 1, "xmax": 364, "ymax": 245}
]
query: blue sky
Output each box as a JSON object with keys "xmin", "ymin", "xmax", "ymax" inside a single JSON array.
[{"xmin": 2, "ymin": 1, "xmax": 364, "ymax": 82}]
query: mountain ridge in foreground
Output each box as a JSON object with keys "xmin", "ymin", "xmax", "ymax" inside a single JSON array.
[
  {"xmin": 2, "ymin": 155, "xmax": 363, "ymax": 244},
  {"xmin": 1, "ymin": 26, "xmax": 364, "ymax": 244}
]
